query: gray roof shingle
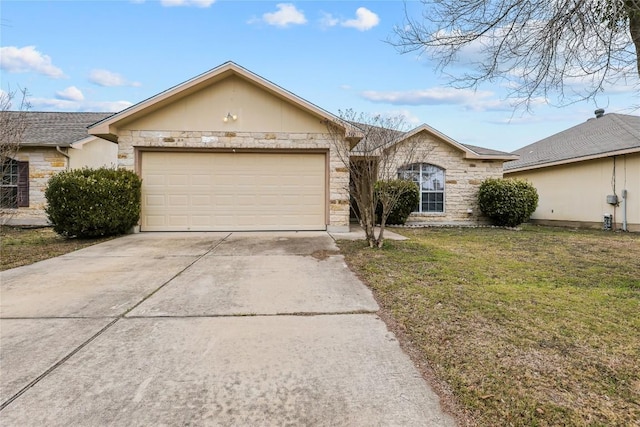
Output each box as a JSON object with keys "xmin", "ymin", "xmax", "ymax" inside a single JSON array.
[
  {"xmin": 5, "ymin": 112, "xmax": 114, "ymax": 147},
  {"xmin": 505, "ymin": 113, "xmax": 640, "ymax": 171}
]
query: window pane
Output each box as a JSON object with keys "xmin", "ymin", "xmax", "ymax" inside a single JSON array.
[
  {"xmin": 0, "ymin": 186, "xmax": 18, "ymax": 209},
  {"xmin": 421, "ymin": 192, "xmax": 444, "ymax": 213}
]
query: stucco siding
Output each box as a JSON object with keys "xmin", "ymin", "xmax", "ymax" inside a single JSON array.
[
  {"xmin": 121, "ymin": 75, "xmax": 328, "ymax": 134},
  {"xmin": 69, "ymin": 138, "xmax": 118, "ymax": 169},
  {"xmin": 506, "ymin": 153, "xmax": 639, "ymax": 231}
]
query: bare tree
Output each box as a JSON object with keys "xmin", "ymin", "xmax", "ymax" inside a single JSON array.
[
  {"xmin": 326, "ymin": 110, "xmax": 430, "ymax": 248},
  {"xmin": 393, "ymin": 0, "xmax": 640, "ymax": 108},
  {"xmin": 1, "ymin": 87, "xmax": 30, "ymax": 217},
  {"xmin": 1, "ymin": 87, "xmax": 30, "ymax": 163}
]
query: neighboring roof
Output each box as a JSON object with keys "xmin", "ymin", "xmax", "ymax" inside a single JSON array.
[
  {"xmin": 352, "ymin": 122, "xmax": 517, "ymax": 161},
  {"xmin": 505, "ymin": 113, "xmax": 640, "ymax": 172},
  {"xmin": 5, "ymin": 112, "xmax": 113, "ymax": 147},
  {"xmin": 89, "ymin": 61, "xmax": 361, "ymax": 143}
]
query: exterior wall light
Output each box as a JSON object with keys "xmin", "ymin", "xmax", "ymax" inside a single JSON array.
[{"xmin": 223, "ymin": 112, "xmax": 237, "ymax": 123}]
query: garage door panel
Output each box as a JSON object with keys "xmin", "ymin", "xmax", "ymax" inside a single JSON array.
[{"xmin": 141, "ymin": 152, "xmax": 326, "ymax": 231}]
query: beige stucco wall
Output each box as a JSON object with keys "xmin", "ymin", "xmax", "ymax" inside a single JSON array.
[
  {"xmin": 506, "ymin": 153, "xmax": 639, "ymax": 231},
  {"xmin": 385, "ymin": 132, "xmax": 505, "ymax": 225},
  {"xmin": 120, "ymin": 75, "xmax": 328, "ymax": 134},
  {"xmin": 69, "ymin": 138, "xmax": 118, "ymax": 169}
]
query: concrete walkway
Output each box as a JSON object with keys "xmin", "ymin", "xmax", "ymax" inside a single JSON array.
[{"xmin": 0, "ymin": 232, "xmax": 455, "ymax": 426}]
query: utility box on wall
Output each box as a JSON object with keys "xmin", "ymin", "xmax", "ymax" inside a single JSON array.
[{"xmin": 607, "ymin": 194, "xmax": 618, "ymax": 205}]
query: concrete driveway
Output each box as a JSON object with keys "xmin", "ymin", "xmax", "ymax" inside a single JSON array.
[{"xmin": 0, "ymin": 232, "xmax": 455, "ymax": 426}]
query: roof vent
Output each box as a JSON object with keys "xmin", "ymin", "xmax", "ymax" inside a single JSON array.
[{"xmin": 594, "ymin": 108, "xmax": 605, "ymax": 118}]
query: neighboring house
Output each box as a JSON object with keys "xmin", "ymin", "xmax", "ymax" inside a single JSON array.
[
  {"xmin": 1, "ymin": 112, "xmax": 116, "ymax": 225},
  {"xmin": 504, "ymin": 111, "xmax": 640, "ymax": 232},
  {"xmin": 3, "ymin": 61, "xmax": 516, "ymax": 230}
]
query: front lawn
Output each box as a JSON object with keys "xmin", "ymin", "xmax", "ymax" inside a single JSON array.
[
  {"xmin": 0, "ymin": 226, "xmax": 112, "ymax": 271},
  {"xmin": 338, "ymin": 226, "xmax": 639, "ymax": 427}
]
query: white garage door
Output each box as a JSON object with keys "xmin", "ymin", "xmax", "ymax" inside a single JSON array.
[{"xmin": 140, "ymin": 151, "xmax": 326, "ymax": 231}]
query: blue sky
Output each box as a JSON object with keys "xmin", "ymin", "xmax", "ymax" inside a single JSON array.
[{"xmin": 1, "ymin": 0, "xmax": 638, "ymax": 152}]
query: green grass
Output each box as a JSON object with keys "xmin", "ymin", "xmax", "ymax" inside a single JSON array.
[
  {"xmin": 338, "ymin": 226, "xmax": 640, "ymax": 427},
  {"xmin": 0, "ymin": 226, "xmax": 112, "ymax": 271}
]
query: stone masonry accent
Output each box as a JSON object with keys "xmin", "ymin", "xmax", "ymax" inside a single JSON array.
[
  {"xmin": 4, "ymin": 147, "xmax": 68, "ymax": 225},
  {"xmin": 386, "ymin": 134, "xmax": 505, "ymax": 225},
  {"xmin": 117, "ymin": 130, "xmax": 351, "ymax": 230}
]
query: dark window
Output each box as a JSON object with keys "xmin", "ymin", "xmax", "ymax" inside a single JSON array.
[
  {"xmin": 1, "ymin": 159, "xmax": 29, "ymax": 208},
  {"xmin": 398, "ymin": 163, "xmax": 445, "ymax": 213}
]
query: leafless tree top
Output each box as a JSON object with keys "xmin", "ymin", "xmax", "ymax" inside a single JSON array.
[{"xmin": 393, "ymin": 0, "xmax": 640, "ymax": 109}]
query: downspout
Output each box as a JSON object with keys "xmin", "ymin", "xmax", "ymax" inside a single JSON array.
[
  {"xmin": 56, "ymin": 146, "xmax": 70, "ymax": 170},
  {"xmin": 622, "ymin": 189, "xmax": 628, "ymax": 232}
]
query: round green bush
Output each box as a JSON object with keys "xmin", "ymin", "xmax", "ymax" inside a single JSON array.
[
  {"xmin": 45, "ymin": 168, "xmax": 142, "ymax": 238},
  {"xmin": 375, "ymin": 179, "xmax": 420, "ymax": 225},
  {"xmin": 478, "ymin": 178, "xmax": 538, "ymax": 227}
]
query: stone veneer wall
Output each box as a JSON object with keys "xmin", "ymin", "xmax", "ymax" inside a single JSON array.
[
  {"xmin": 117, "ymin": 130, "xmax": 351, "ymax": 231},
  {"xmin": 3, "ymin": 147, "xmax": 68, "ymax": 225},
  {"xmin": 386, "ymin": 134, "xmax": 505, "ymax": 225}
]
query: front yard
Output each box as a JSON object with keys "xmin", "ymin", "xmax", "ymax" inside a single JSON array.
[
  {"xmin": 0, "ymin": 226, "xmax": 111, "ymax": 271},
  {"xmin": 339, "ymin": 226, "xmax": 639, "ymax": 427}
]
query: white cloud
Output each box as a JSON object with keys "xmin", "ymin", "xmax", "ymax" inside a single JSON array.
[
  {"xmin": 362, "ymin": 87, "xmax": 494, "ymax": 106},
  {"xmin": 30, "ymin": 97, "xmax": 132, "ymax": 112},
  {"xmin": 160, "ymin": 0, "xmax": 215, "ymax": 7},
  {"xmin": 361, "ymin": 87, "xmax": 528, "ymax": 112},
  {"xmin": 89, "ymin": 69, "xmax": 141, "ymax": 87},
  {"xmin": 341, "ymin": 7, "xmax": 379, "ymax": 31},
  {"xmin": 0, "ymin": 46, "xmax": 65, "ymax": 78},
  {"xmin": 261, "ymin": 3, "xmax": 306, "ymax": 28},
  {"xmin": 55, "ymin": 86, "xmax": 84, "ymax": 102},
  {"xmin": 382, "ymin": 109, "xmax": 422, "ymax": 126},
  {"xmin": 319, "ymin": 12, "xmax": 339, "ymax": 28}
]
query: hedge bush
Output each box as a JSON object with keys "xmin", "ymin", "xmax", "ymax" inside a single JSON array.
[
  {"xmin": 478, "ymin": 178, "xmax": 538, "ymax": 227},
  {"xmin": 45, "ymin": 168, "xmax": 141, "ymax": 238},
  {"xmin": 375, "ymin": 179, "xmax": 420, "ymax": 225}
]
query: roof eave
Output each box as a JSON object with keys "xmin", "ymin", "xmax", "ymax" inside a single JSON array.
[
  {"xmin": 464, "ymin": 153, "xmax": 520, "ymax": 161},
  {"xmin": 504, "ymin": 147, "xmax": 640, "ymax": 173}
]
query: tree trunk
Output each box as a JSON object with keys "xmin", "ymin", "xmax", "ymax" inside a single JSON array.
[{"xmin": 628, "ymin": 1, "xmax": 640, "ymax": 77}]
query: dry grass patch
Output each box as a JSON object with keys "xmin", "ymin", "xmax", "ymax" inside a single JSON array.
[
  {"xmin": 338, "ymin": 226, "xmax": 639, "ymax": 427},
  {"xmin": 0, "ymin": 226, "xmax": 112, "ymax": 271}
]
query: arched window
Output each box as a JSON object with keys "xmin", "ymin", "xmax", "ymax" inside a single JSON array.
[{"xmin": 398, "ymin": 163, "xmax": 445, "ymax": 213}]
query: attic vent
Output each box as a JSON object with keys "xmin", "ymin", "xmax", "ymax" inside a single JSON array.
[{"xmin": 594, "ymin": 108, "xmax": 605, "ymax": 118}]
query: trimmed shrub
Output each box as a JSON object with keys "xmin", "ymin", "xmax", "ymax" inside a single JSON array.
[
  {"xmin": 45, "ymin": 168, "xmax": 141, "ymax": 238},
  {"xmin": 375, "ymin": 179, "xmax": 420, "ymax": 225},
  {"xmin": 478, "ymin": 178, "xmax": 538, "ymax": 227}
]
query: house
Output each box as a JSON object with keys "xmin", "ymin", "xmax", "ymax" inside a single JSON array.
[
  {"xmin": 4, "ymin": 61, "xmax": 517, "ymax": 231},
  {"xmin": 1, "ymin": 112, "xmax": 117, "ymax": 225},
  {"xmin": 504, "ymin": 111, "xmax": 640, "ymax": 232}
]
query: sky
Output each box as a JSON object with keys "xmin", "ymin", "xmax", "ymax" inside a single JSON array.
[{"xmin": 1, "ymin": 0, "xmax": 638, "ymax": 153}]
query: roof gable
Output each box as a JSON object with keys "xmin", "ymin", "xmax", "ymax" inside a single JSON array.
[
  {"xmin": 353, "ymin": 123, "xmax": 517, "ymax": 160},
  {"xmin": 89, "ymin": 61, "xmax": 355, "ymax": 141},
  {"xmin": 505, "ymin": 113, "xmax": 640, "ymax": 172}
]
